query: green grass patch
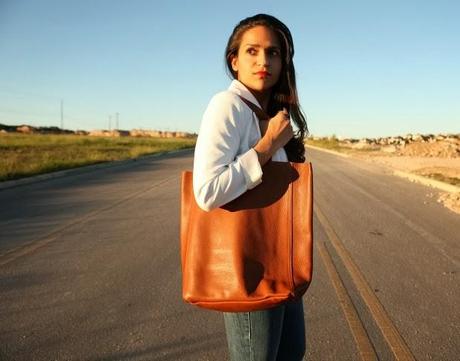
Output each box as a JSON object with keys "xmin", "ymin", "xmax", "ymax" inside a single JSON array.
[{"xmin": 0, "ymin": 133, "xmax": 196, "ymax": 181}]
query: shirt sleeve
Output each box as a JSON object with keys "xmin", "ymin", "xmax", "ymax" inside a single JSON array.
[{"xmin": 192, "ymin": 92, "xmax": 263, "ymax": 212}]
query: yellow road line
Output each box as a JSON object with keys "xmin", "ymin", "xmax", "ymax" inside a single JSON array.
[
  {"xmin": 315, "ymin": 203, "xmax": 416, "ymax": 361},
  {"xmin": 318, "ymin": 240, "xmax": 378, "ymax": 361}
]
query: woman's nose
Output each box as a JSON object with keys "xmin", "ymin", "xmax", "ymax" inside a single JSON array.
[{"xmin": 257, "ymin": 51, "xmax": 269, "ymax": 66}]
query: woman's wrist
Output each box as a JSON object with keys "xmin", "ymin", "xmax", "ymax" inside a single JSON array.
[{"xmin": 253, "ymin": 136, "xmax": 275, "ymax": 166}]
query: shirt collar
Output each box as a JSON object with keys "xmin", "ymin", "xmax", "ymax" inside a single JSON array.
[{"xmin": 228, "ymin": 79, "xmax": 263, "ymax": 109}]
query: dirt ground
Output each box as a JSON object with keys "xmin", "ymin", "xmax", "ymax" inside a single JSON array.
[
  {"xmin": 353, "ymin": 153, "xmax": 460, "ymax": 179},
  {"xmin": 347, "ymin": 144, "xmax": 460, "ymax": 215}
]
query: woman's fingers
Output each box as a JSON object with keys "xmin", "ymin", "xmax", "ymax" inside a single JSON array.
[{"xmin": 282, "ymin": 108, "xmax": 290, "ymax": 119}]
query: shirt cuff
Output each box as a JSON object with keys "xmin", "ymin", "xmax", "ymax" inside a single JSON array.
[{"xmin": 236, "ymin": 148, "xmax": 263, "ymax": 190}]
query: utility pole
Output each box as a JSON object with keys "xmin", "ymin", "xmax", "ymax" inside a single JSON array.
[
  {"xmin": 116, "ymin": 112, "xmax": 119, "ymax": 130},
  {"xmin": 60, "ymin": 99, "xmax": 64, "ymax": 129},
  {"xmin": 108, "ymin": 115, "xmax": 112, "ymax": 131}
]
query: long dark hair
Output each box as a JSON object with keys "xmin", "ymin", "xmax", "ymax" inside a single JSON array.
[{"xmin": 224, "ymin": 13, "xmax": 309, "ymax": 162}]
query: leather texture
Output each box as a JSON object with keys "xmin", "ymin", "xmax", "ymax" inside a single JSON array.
[
  {"xmin": 181, "ymin": 95, "xmax": 313, "ymax": 312},
  {"xmin": 181, "ymin": 160, "xmax": 313, "ymax": 312}
]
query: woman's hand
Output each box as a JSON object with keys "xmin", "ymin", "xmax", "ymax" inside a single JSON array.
[
  {"xmin": 253, "ymin": 108, "xmax": 293, "ymax": 166},
  {"xmin": 265, "ymin": 108, "xmax": 294, "ymax": 149}
]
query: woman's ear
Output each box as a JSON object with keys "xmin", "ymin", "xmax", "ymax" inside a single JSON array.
[{"xmin": 231, "ymin": 55, "xmax": 238, "ymax": 72}]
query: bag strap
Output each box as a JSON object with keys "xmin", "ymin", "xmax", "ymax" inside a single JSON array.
[{"xmin": 237, "ymin": 95, "xmax": 270, "ymax": 121}]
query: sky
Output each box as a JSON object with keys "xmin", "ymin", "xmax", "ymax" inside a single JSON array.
[{"xmin": 0, "ymin": 0, "xmax": 459, "ymax": 139}]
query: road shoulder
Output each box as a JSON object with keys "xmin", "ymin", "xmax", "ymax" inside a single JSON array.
[{"xmin": 305, "ymin": 144, "xmax": 460, "ymax": 214}]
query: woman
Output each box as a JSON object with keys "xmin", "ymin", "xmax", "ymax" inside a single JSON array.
[{"xmin": 193, "ymin": 13, "xmax": 309, "ymax": 361}]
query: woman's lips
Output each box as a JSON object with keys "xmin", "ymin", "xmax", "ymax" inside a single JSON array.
[{"xmin": 255, "ymin": 71, "xmax": 271, "ymax": 78}]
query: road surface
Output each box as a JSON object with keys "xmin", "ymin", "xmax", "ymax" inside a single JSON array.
[{"xmin": 0, "ymin": 147, "xmax": 459, "ymax": 360}]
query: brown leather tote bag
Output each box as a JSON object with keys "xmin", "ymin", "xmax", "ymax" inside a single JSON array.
[{"xmin": 180, "ymin": 159, "xmax": 313, "ymax": 312}]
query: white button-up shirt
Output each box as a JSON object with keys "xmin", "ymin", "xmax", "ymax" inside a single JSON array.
[{"xmin": 193, "ymin": 79, "xmax": 288, "ymax": 212}]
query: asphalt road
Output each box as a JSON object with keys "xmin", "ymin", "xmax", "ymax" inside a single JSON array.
[{"xmin": 0, "ymin": 147, "xmax": 459, "ymax": 361}]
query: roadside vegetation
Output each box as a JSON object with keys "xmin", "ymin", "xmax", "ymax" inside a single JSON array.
[
  {"xmin": 305, "ymin": 135, "xmax": 340, "ymax": 150},
  {"xmin": 304, "ymin": 135, "xmax": 356, "ymax": 153},
  {"xmin": 0, "ymin": 133, "xmax": 196, "ymax": 181}
]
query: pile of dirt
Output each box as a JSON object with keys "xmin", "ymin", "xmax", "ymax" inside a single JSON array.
[{"xmin": 398, "ymin": 140, "xmax": 460, "ymax": 158}]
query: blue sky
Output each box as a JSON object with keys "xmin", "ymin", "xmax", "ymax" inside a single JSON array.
[{"xmin": 0, "ymin": 0, "xmax": 458, "ymax": 138}]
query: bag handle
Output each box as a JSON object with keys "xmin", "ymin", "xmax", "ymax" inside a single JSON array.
[{"xmin": 237, "ymin": 95, "xmax": 270, "ymax": 121}]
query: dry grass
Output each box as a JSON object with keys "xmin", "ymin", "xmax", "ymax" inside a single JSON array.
[
  {"xmin": 0, "ymin": 133, "xmax": 196, "ymax": 181},
  {"xmin": 305, "ymin": 137, "xmax": 344, "ymax": 151}
]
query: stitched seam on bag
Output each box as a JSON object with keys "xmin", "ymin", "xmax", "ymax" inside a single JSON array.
[
  {"xmin": 183, "ymin": 174, "xmax": 194, "ymax": 280},
  {"xmin": 289, "ymin": 172, "xmax": 295, "ymax": 293}
]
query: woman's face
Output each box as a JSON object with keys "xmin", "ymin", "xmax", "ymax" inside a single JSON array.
[{"xmin": 231, "ymin": 25, "xmax": 283, "ymax": 93}]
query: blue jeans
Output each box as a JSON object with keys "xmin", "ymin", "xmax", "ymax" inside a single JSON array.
[{"xmin": 223, "ymin": 298, "xmax": 306, "ymax": 361}]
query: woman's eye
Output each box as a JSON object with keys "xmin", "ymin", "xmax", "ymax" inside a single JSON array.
[{"xmin": 246, "ymin": 48, "xmax": 279, "ymax": 56}]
